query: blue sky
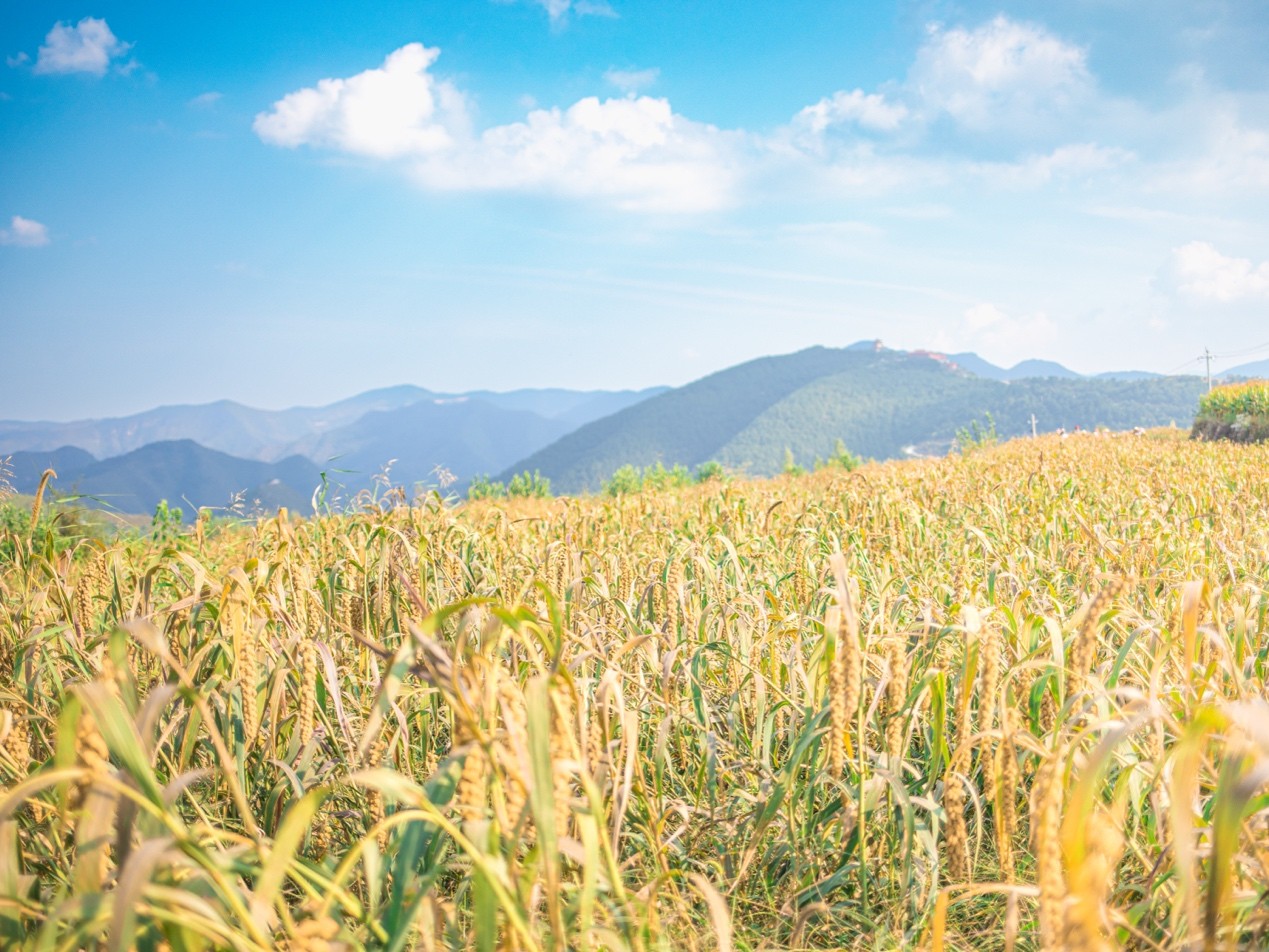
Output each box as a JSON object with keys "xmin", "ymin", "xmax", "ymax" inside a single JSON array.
[{"xmin": 3, "ymin": 1, "xmax": 1269, "ymax": 420}]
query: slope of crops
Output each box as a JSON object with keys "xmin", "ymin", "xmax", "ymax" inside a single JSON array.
[
  {"xmin": 2, "ymin": 434, "xmax": 1269, "ymax": 950},
  {"xmin": 1192, "ymin": 381, "xmax": 1269, "ymax": 442}
]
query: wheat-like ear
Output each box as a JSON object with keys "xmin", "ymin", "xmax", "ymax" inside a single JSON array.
[
  {"xmin": 29, "ymin": 468, "xmax": 55, "ymax": 535},
  {"xmin": 1033, "ymin": 747, "xmax": 1068, "ymax": 952},
  {"xmin": 1070, "ymin": 579, "xmax": 1125, "ymax": 684},
  {"xmin": 1, "ymin": 707, "xmax": 30, "ymax": 769},
  {"xmin": 884, "ymin": 635, "xmax": 908, "ymax": 765},
  {"xmin": 827, "ymin": 554, "xmax": 862, "ymax": 780},
  {"xmin": 297, "ymin": 639, "xmax": 318, "ymax": 747}
]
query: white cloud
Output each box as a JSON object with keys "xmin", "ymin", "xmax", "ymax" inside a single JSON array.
[
  {"xmin": 605, "ymin": 67, "xmax": 659, "ymax": 95},
  {"xmin": 0, "ymin": 216, "xmax": 50, "ymax": 247},
  {"xmin": 253, "ymin": 44, "xmax": 469, "ymax": 159},
  {"xmin": 529, "ymin": 0, "xmax": 617, "ymax": 24},
  {"xmin": 33, "ymin": 17, "xmax": 131, "ymax": 76},
  {"xmin": 257, "ymin": 45, "xmax": 740, "ymax": 212},
  {"xmin": 911, "ymin": 16, "xmax": 1091, "ymax": 127},
  {"xmin": 1155, "ymin": 113, "xmax": 1269, "ymax": 193},
  {"xmin": 959, "ymin": 302, "xmax": 1058, "ymax": 352},
  {"xmin": 415, "ymin": 95, "xmax": 743, "ymax": 212},
  {"xmin": 979, "ymin": 142, "xmax": 1133, "ymax": 186},
  {"xmin": 795, "ymin": 89, "xmax": 908, "ymax": 135},
  {"xmin": 1172, "ymin": 241, "xmax": 1269, "ymax": 301},
  {"xmin": 188, "ymin": 91, "xmax": 222, "ymax": 108}
]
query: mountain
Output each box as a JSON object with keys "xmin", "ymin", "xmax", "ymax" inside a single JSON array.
[
  {"xmin": 6, "ymin": 446, "xmax": 97, "ymax": 490},
  {"xmin": 503, "ymin": 346, "xmax": 1207, "ymax": 493},
  {"xmin": 501, "ymin": 347, "xmax": 882, "ymax": 492},
  {"xmin": 9, "ymin": 441, "xmax": 322, "ymax": 518},
  {"xmin": 946, "ymin": 351, "xmax": 1160, "ymax": 382},
  {"xmin": 1223, "ymin": 358, "xmax": 1269, "ymax": 379},
  {"xmin": 946, "ymin": 352, "xmax": 1081, "ymax": 380},
  {"xmin": 463, "ymin": 387, "xmax": 668, "ymax": 424},
  {"xmin": 0, "ymin": 386, "xmax": 666, "ymax": 466},
  {"xmin": 0, "ymin": 388, "xmax": 433, "ymax": 462},
  {"xmin": 296, "ymin": 398, "xmax": 577, "ymax": 492}
]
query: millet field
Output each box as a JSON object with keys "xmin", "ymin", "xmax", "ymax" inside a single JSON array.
[{"xmin": 2, "ymin": 433, "xmax": 1269, "ymax": 951}]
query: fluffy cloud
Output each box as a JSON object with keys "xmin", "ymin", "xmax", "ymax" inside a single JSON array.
[
  {"xmin": 255, "ymin": 15, "xmax": 1193, "ymax": 212},
  {"xmin": 416, "ymin": 96, "xmax": 741, "ymax": 212},
  {"xmin": 961, "ymin": 302, "xmax": 1058, "ymax": 350},
  {"xmin": 254, "ymin": 45, "xmax": 468, "ymax": 158},
  {"xmin": 529, "ymin": 0, "xmax": 617, "ymax": 24},
  {"xmin": 1172, "ymin": 242, "xmax": 1269, "ymax": 301},
  {"xmin": 910, "ymin": 16, "xmax": 1091, "ymax": 127},
  {"xmin": 0, "ymin": 216, "xmax": 50, "ymax": 247},
  {"xmin": 605, "ymin": 67, "xmax": 659, "ymax": 95},
  {"xmin": 979, "ymin": 142, "xmax": 1133, "ymax": 186},
  {"xmin": 795, "ymin": 89, "xmax": 909, "ymax": 135},
  {"xmin": 256, "ymin": 45, "xmax": 740, "ymax": 212},
  {"xmin": 33, "ymin": 17, "xmax": 131, "ymax": 76}
]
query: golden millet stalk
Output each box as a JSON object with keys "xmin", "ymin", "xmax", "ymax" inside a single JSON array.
[
  {"xmin": 497, "ymin": 677, "xmax": 531, "ymax": 831},
  {"xmin": 1070, "ymin": 579, "xmax": 1125, "ymax": 683},
  {"xmin": 279, "ymin": 905, "xmax": 341, "ymax": 952},
  {"xmin": 994, "ymin": 709, "xmax": 1020, "ymax": 883},
  {"xmin": 667, "ymin": 556, "xmax": 686, "ymax": 634},
  {"xmin": 828, "ymin": 567, "xmax": 863, "ymax": 781},
  {"xmin": 883, "ymin": 635, "xmax": 908, "ymax": 764},
  {"xmin": 827, "ymin": 606, "xmax": 848, "ymax": 780},
  {"xmin": 979, "ymin": 624, "xmax": 1001, "ymax": 733},
  {"xmin": 454, "ymin": 719, "xmax": 487, "ymax": 826},
  {"xmin": 297, "ymin": 639, "xmax": 318, "ymax": 747},
  {"xmin": 548, "ymin": 676, "xmax": 576, "ymax": 838},
  {"xmin": 943, "ymin": 748, "xmax": 970, "ymax": 882},
  {"xmin": 1062, "ymin": 804, "xmax": 1125, "ymax": 952},
  {"xmin": 76, "ymin": 706, "xmax": 111, "ymax": 778},
  {"xmin": 29, "ymin": 468, "xmax": 55, "ymax": 536},
  {"xmin": 2, "ymin": 708, "xmax": 30, "ymax": 769},
  {"xmin": 1032, "ymin": 749, "xmax": 1067, "ymax": 952},
  {"xmin": 308, "ymin": 810, "xmax": 333, "ymax": 860},
  {"xmin": 230, "ymin": 601, "xmax": 261, "ymax": 746}
]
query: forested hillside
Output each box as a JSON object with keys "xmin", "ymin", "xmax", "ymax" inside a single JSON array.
[{"xmin": 505, "ymin": 346, "xmax": 1205, "ymax": 492}]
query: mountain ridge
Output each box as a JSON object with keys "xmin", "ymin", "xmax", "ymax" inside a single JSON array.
[{"xmin": 502, "ymin": 346, "xmax": 1208, "ymax": 493}]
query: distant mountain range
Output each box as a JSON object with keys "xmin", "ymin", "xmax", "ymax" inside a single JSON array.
[
  {"xmin": 0, "ymin": 386, "xmax": 667, "ymax": 462},
  {"xmin": 2, "ymin": 386, "xmax": 664, "ymax": 516},
  {"xmin": 8, "ymin": 441, "xmax": 322, "ymax": 516},
  {"xmin": 2, "ymin": 343, "xmax": 1262, "ymax": 514},
  {"xmin": 940, "ymin": 348, "xmax": 1268, "ymax": 383}
]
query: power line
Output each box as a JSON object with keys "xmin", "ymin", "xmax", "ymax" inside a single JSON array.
[{"xmin": 1211, "ymin": 340, "xmax": 1269, "ymax": 360}]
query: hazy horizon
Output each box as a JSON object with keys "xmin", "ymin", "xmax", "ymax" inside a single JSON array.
[{"xmin": 3, "ymin": 1, "xmax": 1269, "ymax": 419}]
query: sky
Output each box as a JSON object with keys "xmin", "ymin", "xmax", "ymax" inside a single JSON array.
[{"xmin": 2, "ymin": 0, "xmax": 1269, "ymax": 420}]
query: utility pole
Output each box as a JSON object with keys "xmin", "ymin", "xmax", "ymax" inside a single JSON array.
[
  {"xmin": 1202, "ymin": 347, "xmax": 1214, "ymax": 391},
  {"xmin": 1030, "ymin": 413, "xmax": 1038, "ymax": 438}
]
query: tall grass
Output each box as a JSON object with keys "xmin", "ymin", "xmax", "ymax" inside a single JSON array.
[{"xmin": 1, "ymin": 434, "xmax": 1268, "ymax": 949}]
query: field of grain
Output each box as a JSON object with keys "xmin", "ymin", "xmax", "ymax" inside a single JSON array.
[{"xmin": 2, "ymin": 434, "xmax": 1268, "ymax": 951}]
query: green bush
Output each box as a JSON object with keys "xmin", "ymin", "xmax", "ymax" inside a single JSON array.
[
  {"xmin": 506, "ymin": 470, "xmax": 552, "ymax": 499},
  {"xmin": 815, "ymin": 439, "xmax": 863, "ymax": 472},
  {"xmin": 694, "ymin": 460, "xmax": 726, "ymax": 483},
  {"xmin": 955, "ymin": 413, "xmax": 999, "ymax": 454},
  {"xmin": 1192, "ymin": 381, "xmax": 1269, "ymax": 443},
  {"xmin": 467, "ymin": 475, "xmax": 507, "ymax": 501}
]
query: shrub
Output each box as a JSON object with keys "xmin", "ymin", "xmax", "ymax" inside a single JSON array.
[
  {"xmin": 955, "ymin": 413, "xmax": 999, "ymax": 454},
  {"xmin": 1192, "ymin": 381, "xmax": 1269, "ymax": 443},
  {"xmin": 467, "ymin": 475, "xmax": 507, "ymax": 501},
  {"xmin": 506, "ymin": 470, "xmax": 552, "ymax": 498}
]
